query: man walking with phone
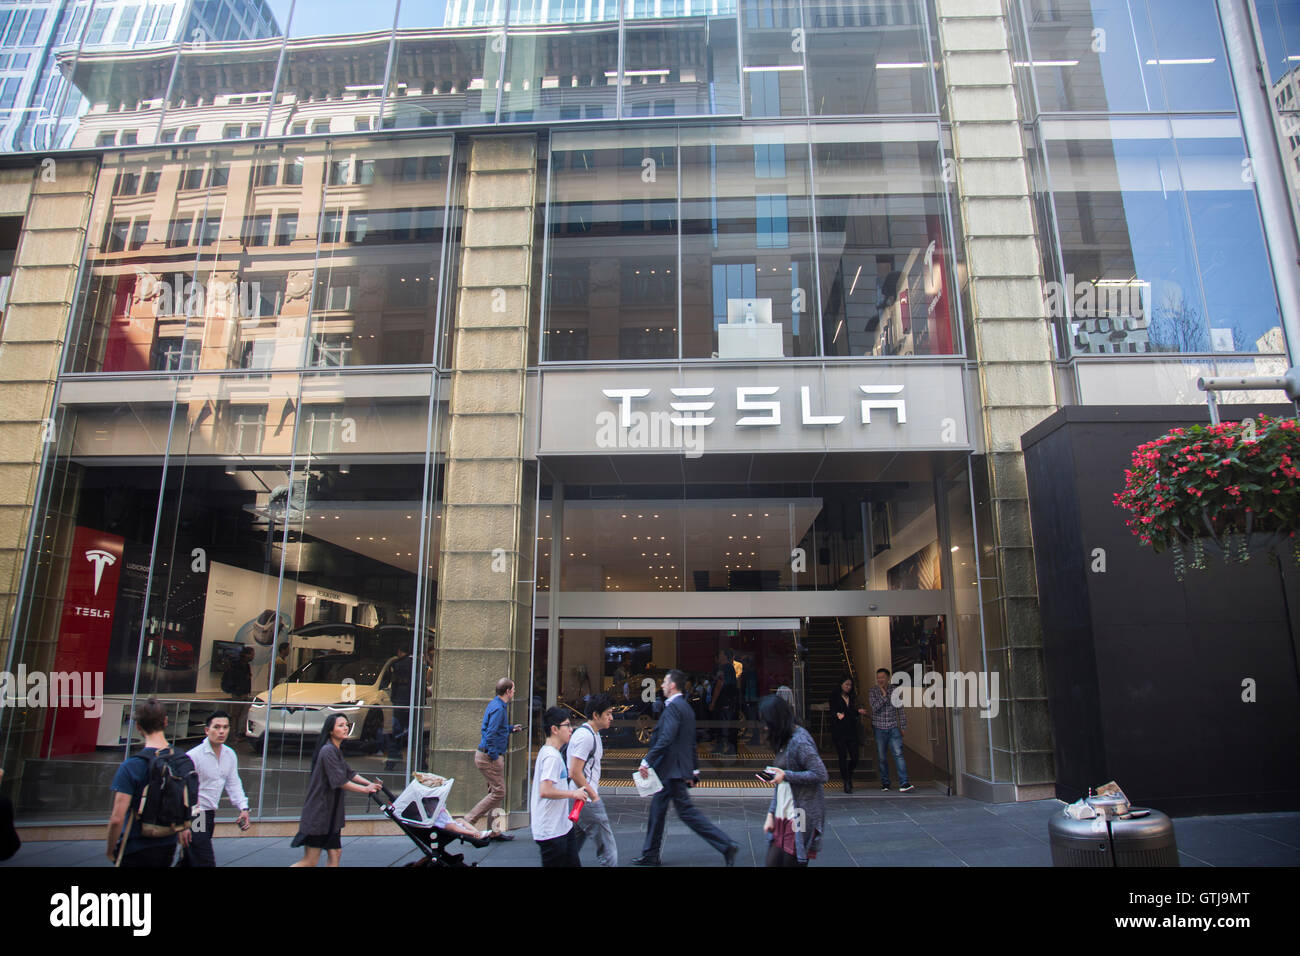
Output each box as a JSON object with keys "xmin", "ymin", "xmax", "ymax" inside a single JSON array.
[
  {"xmin": 633, "ymin": 670, "xmax": 739, "ymax": 867},
  {"xmin": 464, "ymin": 677, "xmax": 522, "ymax": 836}
]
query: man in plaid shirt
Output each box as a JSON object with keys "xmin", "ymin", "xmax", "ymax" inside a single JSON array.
[{"xmin": 868, "ymin": 668, "xmax": 913, "ymax": 792}]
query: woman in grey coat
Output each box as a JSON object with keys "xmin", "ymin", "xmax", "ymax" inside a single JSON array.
[{"xmin": 760, "ymin": 694, "xmax": 827, "ymax": 866}]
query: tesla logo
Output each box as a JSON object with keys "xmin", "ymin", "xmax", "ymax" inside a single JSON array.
[
  {"xmin": 602, "ymin": 385, "xmax": 907, "ymax": 429},
  {"xmin": 84, "ymin": 550, "xmax": 117, "ymax": 596}
]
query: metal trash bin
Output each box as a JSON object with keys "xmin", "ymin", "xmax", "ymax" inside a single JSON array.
[{"xmin": 1049, "ymin": 796, "xmax": 1179, "ymax": 867}]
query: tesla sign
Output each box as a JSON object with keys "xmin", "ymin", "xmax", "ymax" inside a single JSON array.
[{"xmin": 537, "ymin": 365, "xmax": 972, "ymax": 455}]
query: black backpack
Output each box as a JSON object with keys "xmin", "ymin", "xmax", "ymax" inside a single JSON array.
[
  {"xmin": 220, "ymin": 665, "xmax": 238, "ymax": 695},
  {"xmin": 131, "ymin": 749, "xmax": 199, "ymax": 839}
]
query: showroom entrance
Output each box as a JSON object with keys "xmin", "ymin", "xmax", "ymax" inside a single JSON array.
[{"xmin": 531, "ymin": 455, "xmax": 981, "ymax": 792}]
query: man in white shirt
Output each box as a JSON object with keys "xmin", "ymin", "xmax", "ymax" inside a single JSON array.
[
  {"xmin": 568, "ymin": 692, "xmax": 617, "ymax": 867},
  {"xmin": 181, "ymin": 711, "xmax": 250, "ymax": 867}
]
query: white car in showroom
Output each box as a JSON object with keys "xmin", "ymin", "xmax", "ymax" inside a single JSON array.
[{"xmin": 245, "ymin": 653, "xmax": 397, "ymax": 753}]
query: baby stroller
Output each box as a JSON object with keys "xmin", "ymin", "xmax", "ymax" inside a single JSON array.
[{"xmin": 371, "ymin": 775, "xmax": 490, "ymax": 867}]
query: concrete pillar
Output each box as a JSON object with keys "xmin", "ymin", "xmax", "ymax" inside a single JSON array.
[
  {"xmin": 936, "ymin": 0, "xmax": 1059, "ymax": 790},
  {"xmin": 432, "ymin": 135, "xmax": 538, "ymax": 824},
  {"xmin": 0, "ymin": 159, "xmax": 97, "ymax": 672}
]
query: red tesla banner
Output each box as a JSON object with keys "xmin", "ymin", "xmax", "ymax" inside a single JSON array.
[{"xmin": 44, "ymin": 527, "xmax": 124, "ymax": 756}]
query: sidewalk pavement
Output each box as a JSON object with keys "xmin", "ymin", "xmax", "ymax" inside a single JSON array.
[{"xmin": 6, "ymin": 788, "xmax": 1299, "ymax": 867}]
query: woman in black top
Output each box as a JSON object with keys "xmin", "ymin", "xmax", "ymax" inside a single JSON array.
[
  {"xmin": 828, "ymin": 676, "xmax": 866, "ymax": 793},
  {"xmin": 290, "ymin": 713, "xmax": 381, "ymax": 867}
]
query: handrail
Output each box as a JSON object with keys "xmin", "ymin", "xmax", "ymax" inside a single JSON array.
[{"xmin": 834, "ymin": 617, "xmax": 855, "ymax": 684}]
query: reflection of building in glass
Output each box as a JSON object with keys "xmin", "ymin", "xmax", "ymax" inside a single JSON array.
[{"xmin": 0, "ymin": 0, "xmax": 279, "ymax": 151}]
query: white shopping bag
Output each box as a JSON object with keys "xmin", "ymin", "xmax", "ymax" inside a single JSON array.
[{"xmin": 633, "ymin": 766, "xmax": 663, "ymax": 798}]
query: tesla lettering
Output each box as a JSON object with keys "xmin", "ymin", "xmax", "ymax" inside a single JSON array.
[
  {"xmin": 736, "ymin": 387, "xmax": 780, "ymax": 426},
  {"xmin": 601, "ymin": 385, "xmax": 907, "ymax": 428}
]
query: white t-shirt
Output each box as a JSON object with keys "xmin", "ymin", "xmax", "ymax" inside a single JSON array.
[
  {"xmin": 530, "ymin": 744, "xmax": 572, "ymax": 842},
  {"xmin": 567, "ymin": 723, "xmax": 602, "ymax": 790}
]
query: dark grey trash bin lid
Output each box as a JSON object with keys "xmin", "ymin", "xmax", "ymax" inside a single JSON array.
[{"xmin": 1049, "ymin": 808, "xmax": 1178, "ymax": 867}]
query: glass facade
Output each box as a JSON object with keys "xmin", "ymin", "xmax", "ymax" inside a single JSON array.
[
  {"xmin": 1013, "ymin": 0, "xmax": 1288, "ymax": 360},
  {"xmin": 543, "ymin": 122, "xmax": 958, "ymax": 361},
  {"xmin": 1, "ymin": 0, "xmax": 1295, "ymax": 827}
]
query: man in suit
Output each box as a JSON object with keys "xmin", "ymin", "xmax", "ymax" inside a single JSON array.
[{"xmin": 632, "ymin": 669, "xmax": 739, "ymax": 867}]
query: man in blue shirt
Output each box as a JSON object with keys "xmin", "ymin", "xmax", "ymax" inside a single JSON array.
[{"xmin": 463, "ymin": 677, "xmax": 521, "ymax": 838}]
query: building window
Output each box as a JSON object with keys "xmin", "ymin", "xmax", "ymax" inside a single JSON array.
[
  {"xmin": 160, "ymin": 128, "xmax": 177, "ymax": 143},
  {"xmin": 106, "ymin": 220, "xmax": 130, "ymax": 253},
  {"xmin": 180, "ymin": 167, "xmax": 204, "ymax": 190},
  {"xmin": 129, "ymin": 221, "xmax": 148, "ymax": 251},
  {"xmin": 165, "ymin": 218, "xmax": 193, "ymax": 248},
  {"xmin": 208, "ymin": 165, "xmax": 229, "ymax": 188},
  {"xmin": 232, "ymin": 405, "xmax": 267, "ymax": 455},
  {"xmin": 114, "ymin": 6, "xmax": 141, "ymax": 43},
  {"xmin": 309, "ymin": 335, "xmax": 353, "ymax": 369},
  {"xmin": 275, "ymin": 213, "xmax": 297, "ymax": 246},
  {"xmin": 283, "ymin": 159, "xmax": 305, "ymax": 185},
  {"xmin": 222, "ymin": 124, "xmax": 241, "ymax": 140},
  {"xmin": 243, "ymin": 214, "xmax": 272, "ymax": 247},
  {"xmin": 141, "ymin": 171, "xmax": 161, "ymax": 193},
  {"xmin": 179, "ymin": 126, "xmax": 198, "ymax": 142},
  {"xmin": 198, "ymin": 219, "xmax": 220, "ymax": 246},
  {"xmin": 113, "ymin": 172, "xmax": 140, "ymax": 196},
  {"xmin": 322, "ymin": 210, "xmax": 344, "ymax": 244},
  {"xmin": 153, "ymin": 336, "xmax": 201, "ymax": 371},
  {"xmin": 95, "ymin": 132, "xmax": 116, "ymax": 147}
]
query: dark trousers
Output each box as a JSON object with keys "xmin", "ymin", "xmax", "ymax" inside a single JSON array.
[
  {"xmin": 642, "ymin": 778, "xmax": 733, "ymax": 860},
  {"xmin": 120, "ymin": 844, "xmax": 177, "ymax": 868},
  {"xmin": 180, "ymin": 810, "xmax": 216, "ymax": 867},
  {"xmin": 765, "ymin": 841, "xmax": 808, "ymax": 867},
  {"xmin": 833, "ymin": 736, "xmax": 859, "ymax": 785},
  {"xmin": 536, "ymin": 828, "xmax": 581, "ymax": 867},
  {"xmin": 386, "ymin": 706, "xmax": 409, "ymax": 761}
]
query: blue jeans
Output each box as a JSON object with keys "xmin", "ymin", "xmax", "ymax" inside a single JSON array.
[{"xmin": 874, "ymin": 727, "xmax": 909, "ymax": 788}]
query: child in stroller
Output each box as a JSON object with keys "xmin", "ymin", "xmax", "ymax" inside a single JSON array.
[{"xmin": 372, "ymin": 772, "xmax": 494, "ymax": 867}]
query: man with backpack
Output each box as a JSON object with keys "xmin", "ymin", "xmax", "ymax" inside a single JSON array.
[
  {"xmin": 568, "ymin": 693, "xmax": 617, "ymax": 867},
  {"xmin": 106, "ymin": 698, "xmax": 199, "ymax": 867}
]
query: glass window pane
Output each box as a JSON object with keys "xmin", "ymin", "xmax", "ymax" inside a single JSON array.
[
  {"xmin": 1022, "ymin": 0, "xmax": 1232, "ymax": 113},
  {"xmin": 1041, "ymin": 116, "xmax": 1280, "ymax": 355},
  {"xmin": 805, "ymin": 0, "xmax": 934, "ymax": 115},
  {"xmin": 814, "ymin": 125, "xmax": 956, "ymax": 356},
  {"xmin": 308, "ymin": 137, "xmax": 452, "ymax": 367},
  {"xmin": 740, "ymin": 0, "xmax": 805, "ymax": 117},
  {"xmin": 545, "ymin": 130, "xmax": 679, "ymax": 361},
  {"xmin": 501, "ymin": 21, "xmax": 619, "ymax": 122},
  {"xmin": 680, "ymin": 125, "xmax": 817, "ymax": 358},
  {"xmin": 622, "ymin": 2, "xmax": 741, "ymax": 118},
  {"xmin": 384, "ymin": 1, "xmax": 503, "ymax": 129},
  {"xmin": 268, "ymin": 1, "xmax": 396, "ymax": 136}
]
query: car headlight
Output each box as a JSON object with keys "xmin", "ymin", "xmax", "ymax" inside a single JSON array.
[{"xmin": 330, "ymin": 699, "xmax": 366, "ymax": 709}]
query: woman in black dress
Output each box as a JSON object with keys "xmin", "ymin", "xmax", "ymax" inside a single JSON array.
[
  {"xmin": 828, "ymin": 676, "xmax": 866, "ymax": 793},
  {"xmin": 290, "ymin": 713, "xmax": 382, "ymax": 867}
]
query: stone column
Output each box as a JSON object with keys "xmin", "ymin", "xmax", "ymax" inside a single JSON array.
[
  {"xmin": 0, "ymin": 159, "xmax": 98, "ymax": 670},
  {"xmin": 433, "ymin": 136, "xmax": 538, "ymax": 824},
  {"xmin": 936, "ymin": 0, "xmax": 1058, "ymax": 791}
]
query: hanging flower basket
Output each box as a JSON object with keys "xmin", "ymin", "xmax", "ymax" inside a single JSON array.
[{"xmin": 1113, "ymin": 415, "xmax": 1300, "ymax": 580}]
